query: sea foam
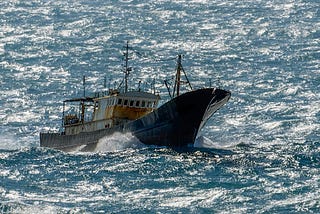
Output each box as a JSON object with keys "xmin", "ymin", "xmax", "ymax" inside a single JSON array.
[{"xmin": 94, "ymin": 132, "xmax": 145, "ymax": 152}]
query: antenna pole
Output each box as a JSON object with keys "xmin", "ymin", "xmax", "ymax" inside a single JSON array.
[
  {"xmin": 83, "ymin": 75, "xmax": 86, "ymax": 97},
  {"xmin": 62, "ymin": 101, "xmax": 65, "ymax": 128},
  {"xmin": 124, "ymin": 41, "xmax": 129, "ymax": 93}
]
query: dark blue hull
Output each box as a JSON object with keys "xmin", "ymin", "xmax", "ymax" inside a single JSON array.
[{"xmin": 126, "ymin": 88, "xmax": 230, "ymax": 147}]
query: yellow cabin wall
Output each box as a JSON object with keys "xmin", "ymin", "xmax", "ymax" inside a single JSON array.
[
  {"xmin": 92, "ymin": 93, "xmax": 159, "ymax": 122},
  {"xmin": 101, "ymin": 105, "xmax": 152, "ymax": 120},
  {"xmin": 112, "ymin": 106, "xmax": 153, "ymax": 120}
]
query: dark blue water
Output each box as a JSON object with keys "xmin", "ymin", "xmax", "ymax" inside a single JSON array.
[{"xmin": 1, "ymin": 0, "xmax": 319, "ymax": 213}]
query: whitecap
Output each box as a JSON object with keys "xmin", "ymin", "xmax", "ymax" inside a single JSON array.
[
  {"xmin": 261, "ymin": 121, "xmax": 282, "ymax": 131},
  {"xmin": 94, "ymin": 132, "xmax": 145, "ymax": 152},
  {"xmin": 0, "ymin": 133, "xmax": 18, "ymax": 150},
  {"xmin": 194, "ymin": 135, "xmax": 240, "ymax": 149}
]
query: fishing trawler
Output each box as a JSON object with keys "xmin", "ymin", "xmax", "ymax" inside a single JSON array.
[{"xmin": 40, "ymin": 42, "xmax": 231, "ymax": 151}]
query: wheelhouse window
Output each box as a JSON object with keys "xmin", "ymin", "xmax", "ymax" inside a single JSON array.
[
  {"xmin": 94, "ymin": 101, "xmax": 99, "ymax": 109},
  {"xmin": 141, "ymin": 101, "xmax": 146, "ymax": 108},
  {"xmin": 117, "ymin": 98, "xmax": 122, "ymax": 105},
  {"xmin": 136, "ymin": 100, "xmax": 140, "ymax": 107},
  {"xmin": 130, "ymin": 100, "xmax": 134, "ymax": 107},
  {"xmin": 124, "ymin": 99, "xmax": 128, "ymax": 106}
]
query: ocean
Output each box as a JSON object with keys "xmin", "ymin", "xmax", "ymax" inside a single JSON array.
[{"xmin": 0, "ymin": 0, "xmax": 319, "ymax": 213}]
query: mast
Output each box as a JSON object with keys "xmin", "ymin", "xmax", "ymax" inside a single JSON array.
[
  {"xmin": 123, "ymin": 41, "xmax": 131, "ymax": 93},
  {"xmin": 173, "ymin": 55, "xmax": 181, "ymax": 97},
  {"xmin": 62, "ymin": 101, "xmax": 65, "ymax": 128},
  {"xmin": 81, "ymin": 100, "xmax": 85, "ymax": 124},
  {"xmin": 83, "ymin": 75, "xmax": 86, "ymax": 97},
  {"xmin": 172, "ymin": 55, "xmax": 193, "ymax": 98},
  {"xmin": 81, "ymin": 75, "xmax": 86, "ymax": 124}
]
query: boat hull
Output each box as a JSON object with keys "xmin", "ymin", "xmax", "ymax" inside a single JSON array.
[{"xmin": 40, "ymin": 88, "xmax": 230, "ymax": 151}]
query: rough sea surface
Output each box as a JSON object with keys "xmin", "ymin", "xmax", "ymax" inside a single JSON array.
[{"xmin": 0, "ymin": 0, "xmax": 319, "ymax": 213}]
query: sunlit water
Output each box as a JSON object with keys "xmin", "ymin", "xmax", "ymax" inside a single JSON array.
[{"xmin": 1, "ymin": 0, "xmax": 319, "ymax": 213}]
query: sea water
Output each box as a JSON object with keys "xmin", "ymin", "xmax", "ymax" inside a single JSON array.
[{"xmin": 0, "ymin": 0, "xmax": 319, "ymax": 213}]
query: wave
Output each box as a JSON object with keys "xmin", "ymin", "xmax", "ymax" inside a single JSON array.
[
  {"xmin": 194, "ymin": 135, "xmax": 242, "ymax": 149},
  {"xmin": 0, "ymin": 133, "xmax": 21, "ymax": 151},
  {"xmin": 93, "ymin": 132, "xmax": 145, "ymax": 153}
]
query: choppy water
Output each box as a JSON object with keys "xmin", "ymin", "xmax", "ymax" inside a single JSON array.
[{"xmin": 0, "ymin": 0, "xmax": 319, "ymax": 213}]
